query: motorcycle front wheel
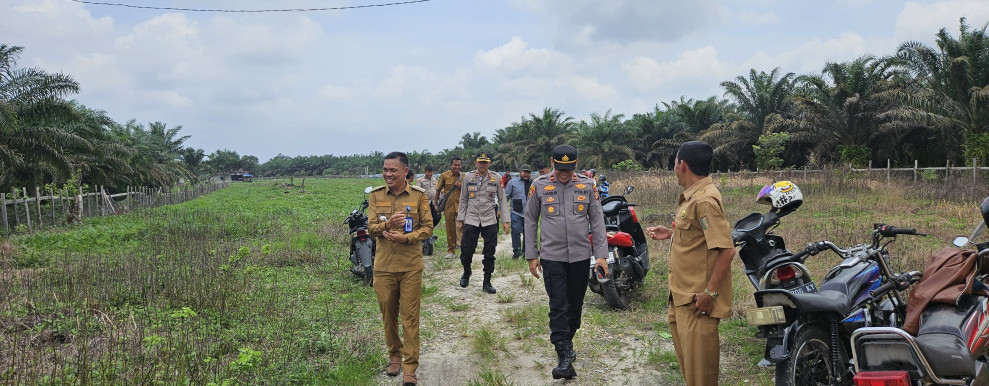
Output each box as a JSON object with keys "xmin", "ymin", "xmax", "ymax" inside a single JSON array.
[{"xmin": 775, "ymin": 325, "xmax": 844, "ymax": 386}]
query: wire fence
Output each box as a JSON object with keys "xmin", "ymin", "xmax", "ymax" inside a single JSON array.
[{"xmin": 1, "ymin": 181, "xmax": 230, "ymax": 236}]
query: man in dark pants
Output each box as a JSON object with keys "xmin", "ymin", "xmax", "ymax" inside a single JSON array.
[
  {"xmin": 525, "ymin": 144, "xmax": 609, "ymax": 379},
  {"xmin": 504, "ymin": 164, "xmax": 532, "ymax": 259},
  {"xmin": 457, "ymin": 152, "xmax": 511, "ymax": 294}
]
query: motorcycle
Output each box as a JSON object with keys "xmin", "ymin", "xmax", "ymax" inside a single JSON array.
[
  {"xmin": 597, "ymin": 176, "xmax": 610, "ymax": 199},
  {"xmin": 732, "ymin": 181, "xmax": 817, "ymax": 294},
  {"xmin": 588, "ymin": 186, "xmax": 650, "ymax": 310},
  {"xmin": 849, "ymin": 196, "xmax": 989, "ymax": 386},
  {"xmin": 344, "ymin": 186, "xmax": 376, "ymax": 286},
  {"xmin": 747, "ymin": 224, "xmax": 925, "ymax": 385}
]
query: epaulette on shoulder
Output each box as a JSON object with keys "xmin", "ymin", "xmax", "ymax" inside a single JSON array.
[
  {"xmin": 534, "ymin": 174, "xmax": 550, "ymax": 181},
  {"xmin": 410, "ymin": 185, "xmax": 426, "ymax": 192},
  {"xmin": 371, "ymin": 185, "xmax": 386, "ymax": 192}
]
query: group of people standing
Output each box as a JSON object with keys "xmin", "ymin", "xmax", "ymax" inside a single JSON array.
[{"xmin": 367, "ymin": 141, "xmax": 734, "ymax": 386}]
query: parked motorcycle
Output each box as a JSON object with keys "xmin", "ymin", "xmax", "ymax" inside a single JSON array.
[
  {"xmin": 747, "ymin": 223, "xmax": 925, "ymax": 385},
  {"xmin": 588, "ymin": 186, "xmax": 650, "ymax": 310},
  {"xmin": 733, "ymin": 181, "xmax": 818, "ymax": 294},
  {"xmin": 344, "ymin": 186, "xmax": 376, "ymax": 286},
  {"xmin": 849, "ymin": 196, "xmax": 989, "ymax": 386},
  {"xmin": 597, "ymin": 175, "xmax": 610, "ymax": 199}
]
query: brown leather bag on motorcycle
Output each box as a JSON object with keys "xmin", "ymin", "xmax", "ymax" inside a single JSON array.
[{"xmin": 903, "ymin": 247, "xmax": 985, "ymax": 335}]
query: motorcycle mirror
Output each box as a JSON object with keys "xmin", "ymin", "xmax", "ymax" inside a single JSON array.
[
  {"xmin": 624, "ymin": 186, "xmax": 634, "ymax": 195},
  {"xmin": 364, "ymin": 186, "xmax": 373, "ymax": 194},
  {"xmin": 954, "ymin": 236, "xmax": 970, "ymax": 247}
]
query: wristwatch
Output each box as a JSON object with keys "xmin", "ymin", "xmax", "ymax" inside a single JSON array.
[{"xmin": 704, "ymin": 288, "xmax": 719, "ymax": 300}]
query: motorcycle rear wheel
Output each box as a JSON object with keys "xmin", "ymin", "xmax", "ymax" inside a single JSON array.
[
  {"xmin": 363, "ymin": 265, "xmax": 374, "ymax": 286},
  {"xmin": 775, "ymin": 326, "xmax": 844, "ymax": 386},
  {"xmin": 601, "ymin": 280, "xmax": 629, "ymax": 310}
]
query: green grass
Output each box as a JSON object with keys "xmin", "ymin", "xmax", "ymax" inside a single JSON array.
[{"xmin": 0, "ymin": 179, "xmax": 384, "ymax": 384}]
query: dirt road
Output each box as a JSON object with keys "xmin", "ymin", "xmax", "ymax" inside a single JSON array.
[{"xmin": 376, "ymin": 234, "xmax": 679, "ymax": 386}]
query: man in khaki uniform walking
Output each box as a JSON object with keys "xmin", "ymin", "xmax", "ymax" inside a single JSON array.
[
  {"xmin": 646, "ymin": 141, "xmax": 734, "ymax": 386},
  {"xmin": 525, "ymin": 144, "xmax": 609, "ymax": 379},
  {"xmin": 457, "ymin": 152, "xmax": 510, "ymax": 294},
  {"xmin": 436, "ymin": 157, "xmax": 463, "ymax": 258},
  {"xmin": 368, "ymin": 151, "xmax": 434, "ymax": 386}
]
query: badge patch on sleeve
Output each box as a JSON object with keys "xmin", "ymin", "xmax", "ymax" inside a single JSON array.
[
  {"xmin": 528, "ymin": 185, "xmax": 535, "ymax": 197},
  {"xmin": 700, "ymin": 216, "xmax": 709, "ymax": 230}
]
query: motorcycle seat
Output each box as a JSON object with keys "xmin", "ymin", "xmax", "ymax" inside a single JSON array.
[
  {"xmin": 912, "ymin": 297, "xmax": 981, "ymax": 379},
  {"xmin": 770, "ymin": 289, "xmax": 850, "ymax": 314},
  {"xmin": 914, "ymin": 333, "xmax": 975, "ymax": 378}
]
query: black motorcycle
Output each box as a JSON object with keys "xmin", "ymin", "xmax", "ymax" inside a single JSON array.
[
  {"xmin": 344, "ymin": 186, "xmax": 376, "ymax": 286},
  {"xmin": 588, "ymin": 186, "xmax": 650, "ymax": 310},
  {"xmin": 733, "ymin": 203, "xmax": 817, "ymax": 294},
  {"xmin": 849, "ymin": 196, "xmax": 989, "ymax": 386},
  {"xmin": 747, "ymin": 224, "xmax": 925, "ymax": 385}
]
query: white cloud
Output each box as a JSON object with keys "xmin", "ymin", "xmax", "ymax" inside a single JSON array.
[
  {"xmin": 742, "ymin": 31, "xmax": 868, "ymax": 74},
  {"xmin": 622, "ymin": 46, "xmax": 728, "ymax": 92},
  {"xmin": 895, "ymin": 1, "xmax": 989, "ymax": 43},
  {"xmin": 564, "ymin": 76, "xmax": 617, "ymax": 101},
  {"xmin": 473, "ymin": 36, "xmax": 561, "ymax": 76},
  {"xmin": 737, "ymin": 11, "xmax": 780, "ymax": 25}
]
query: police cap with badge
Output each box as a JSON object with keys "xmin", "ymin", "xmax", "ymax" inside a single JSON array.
[{"xmin": 552, "ymin": 144, "xmax": 578, "ymax": 170}]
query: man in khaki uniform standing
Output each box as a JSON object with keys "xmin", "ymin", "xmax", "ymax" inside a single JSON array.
[
  {"xmin": 368, "ymin": 151, "xmax": 433, "ymax": 386},
  {"xmin": 646, "ymin": 141, "xmax": 734, "ymax": 386},
  {"xmin": 525, "ymin": 144, "xmax": 609, "ymax": 379},
  {"xmin": 415, "ymin": 165, "xmax": 438, "ymax": 207},
  {"xmin": 457, "ymin": 152, "xmax": 510, "ymax": 294},
  {"xmin": 436, "ymin": 157, "xmax": 463, "ymax": 258}
]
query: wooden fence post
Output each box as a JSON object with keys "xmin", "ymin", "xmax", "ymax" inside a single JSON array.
[
  {"xmin": 49, "ymin": 186, "xmax": 56, "ymax": 226},
  {"xmin": 868, "ymin": 159, "xmax": 872, "ymax": 179},
  {"xmin": 974, "ymin": 158, "xmax": 978, "ymax": 185},
  {"xmin": 34, "ymin": 186, "xmax": 42, "ymax": 228},
  {"xmin": 887, "ymin": 159, "xmax": 891, "ymax": 185},
  {"xmin": 1, "ymin": 194, "xmax": 7, "ymax": 234},
  {"xmin": 77, "ymin": 185, "xmax": 84, "ymax": 223},
  {"xmin": 22, "ymin": 187, "xmax": 32, "ymax": 232},
  {"xmin": 914, "ymin": 160, "xmax": 918, "ymax": 183}
]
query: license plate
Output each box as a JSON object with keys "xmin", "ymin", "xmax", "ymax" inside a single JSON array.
[
  {"xmin": 747, "ymin": 306, "xmax": 786, "ymax": 326},
  {"xmin": 788, "ymin": 282, "xmax": 817, "ymax": 294}
]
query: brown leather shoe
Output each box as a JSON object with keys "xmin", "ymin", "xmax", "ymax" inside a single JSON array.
[
  {"xmin": 385, "ymin": 356, "xmax": 401, "ymax": 376},
  {"xmin": 402, "ymin": 373, "xmax": 417, "ymax": 385}
]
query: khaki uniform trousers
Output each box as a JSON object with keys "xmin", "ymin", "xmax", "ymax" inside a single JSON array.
[
  {"xmin": 443, "ymin": 201, "xmax": 462, "ymax": 254},
  {"xmin": 373, "ymin": 270, "xmax": 422, "ymax": 374},
  {"xmin": 669, "ymin": 303, "xmax": 720, "ymax": 386}
]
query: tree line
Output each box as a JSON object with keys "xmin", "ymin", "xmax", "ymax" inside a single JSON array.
[{"xmin": 3, "ymin": 18, "xmax": 987, "ymax": 191}]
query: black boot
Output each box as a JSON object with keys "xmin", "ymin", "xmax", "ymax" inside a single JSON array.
[
  {"xmin": 551, "ymin": 341, "xmax": 576, "ymax": 379},
  {"xmin": 459, "ymin": 267, "xmax": 471, "ymax": 288},
  {"xmin": 482, "ymin": 274, "xmax": 496, "ymax": 294}
]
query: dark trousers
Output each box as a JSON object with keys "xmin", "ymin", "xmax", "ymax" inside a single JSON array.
[
  {"xmin": 542, "ymin": 259, "xmax": 590, "ymax": 345},
  {"xmin": 460, "ymin": 223, "xmax": 498, "ymax": 274},
  {"xmin": 510, "ymin": 213, "xmax": 525, "ymax": 256}
]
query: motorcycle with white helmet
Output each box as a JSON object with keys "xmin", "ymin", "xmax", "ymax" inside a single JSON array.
[{"xmin": 732, "ymin": 181, "xmax": 816, "ymax": 293}]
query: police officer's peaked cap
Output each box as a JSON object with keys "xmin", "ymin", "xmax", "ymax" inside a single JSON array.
[
  {"xmin": 551, "ymin": 144, "xmax": 578, "ymax": 170},
  {"xmin": 475, "ymin": 152, "xmax": 492, "ymax": 162}
]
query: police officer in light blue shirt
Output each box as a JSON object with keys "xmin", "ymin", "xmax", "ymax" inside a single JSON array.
[{"xmin": 504, "ymin": 164, "xmax": 532, "ymax": 259}]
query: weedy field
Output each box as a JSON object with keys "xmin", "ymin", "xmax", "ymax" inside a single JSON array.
[{"xmin": 0, "ymin": 173, "xmax": 986, "ymax": 385}]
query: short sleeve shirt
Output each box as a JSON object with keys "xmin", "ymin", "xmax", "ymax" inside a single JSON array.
[
  {"xmin": 668, "ymin": 177, "xmax": 735, "ymax": 318},
  {"xmin": 436, "ymin": 171, "xmax": 462, "ymax": 211},
  {"xmin": 367, "ymin": 184, "xmax": 434, "ymax": 273}
]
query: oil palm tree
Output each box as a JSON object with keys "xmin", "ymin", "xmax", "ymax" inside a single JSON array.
[
  {"xmin": 576, "ymin": 110, "xmax": 635, "ymax": 169},
  {"xmin": 885, "ymin": 18, "xmax": 989, "ymax": 165},
  {"xmin": 701, "ymin": 68, "xmax": 798, "ymax": 170}
]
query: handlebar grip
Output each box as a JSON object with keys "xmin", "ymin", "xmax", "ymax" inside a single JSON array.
[
  {"xmin": 870, "ymin": 280, "xmax": 898, "ymax": 298},
  {"xmin": 877, "ymin": 225, "xmax": 922, "ymax": 237}
]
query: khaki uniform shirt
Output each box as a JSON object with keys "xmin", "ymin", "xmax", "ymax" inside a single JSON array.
[
  {"xmin": 524, "ymin": 173, "xmax": 608, "ymax": 263},
  {"xmin": 415, "ymin": 175, "xmax": 437, "ymax": 204},
  {"xmin": 457, "ymin": 171, "xmax": 511, "ymax": 227},
  {"xmin": 368, "ymin": 183, "xmax": 434, "ymax": 273},
  {"xmin": 669, "ymin": 177, "xmax": 734, "ymax": 318},
  {"xmin": 436, "ymin": 171, "xmax": 462, "ymax": 211}
]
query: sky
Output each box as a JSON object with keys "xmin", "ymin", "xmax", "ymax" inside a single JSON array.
[{"xmin": 4, "ymin": 0, "xmax": 989, "ymax": 162}]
